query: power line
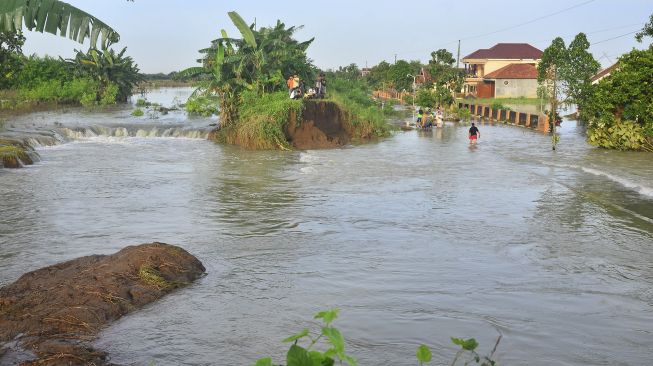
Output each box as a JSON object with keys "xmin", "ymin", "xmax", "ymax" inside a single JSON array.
[
  {"xmin": 591, "ymin": 30, "xmax": 640, "ymax": 46},
  {"xmin": 530, "ymin": 22, "xmax": 645, "ymax": 46},
  {"xmin": 397, "ymin": 0, "xmax": 596, "ymax": 59},
  {"xmin": 459, "ymin": 0, "xmax": 597, "ymax": 41}
]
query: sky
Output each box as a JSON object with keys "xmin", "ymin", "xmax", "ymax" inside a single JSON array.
[{"xmin": 21, "ymin": 0, "xmax": 653, "ymax": 74}]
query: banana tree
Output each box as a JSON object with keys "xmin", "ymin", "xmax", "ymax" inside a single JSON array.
[
  {"xmin": 0, "ymin": 0, "xmax": 119, "ymax": 48},
  {"xmin": 181, "ymin": 11, "xmax": 315, "ymax": 126},
  {"xmin": 66, "ymin": 47, "xmax": 143, "ymax": 102}
]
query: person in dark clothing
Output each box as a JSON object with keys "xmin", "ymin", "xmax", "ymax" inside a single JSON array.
[
  {"xmin": 469, "ymin": 122, "xmax": 480, "ymax": 144},
  {"xmin": 315, "ymin": 73, "xmax": 326, "ymax": 98}
]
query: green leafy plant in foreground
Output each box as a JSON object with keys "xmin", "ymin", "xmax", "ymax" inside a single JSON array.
[
  {"xmin": 255, "ymin": 309, "xmax": 357, "ymax": 366},
  {"xmin": 417, "ymin": 336, "xmax": 501, "ymax": 366},
  {"xmin": 257, "ymin": 309, "xmax": 502, "ymax": 366}
]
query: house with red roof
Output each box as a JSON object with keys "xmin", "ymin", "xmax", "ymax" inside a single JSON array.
[
  {"xmin": 462, "ymin": 43, "xmax": 543, "ymax": 98},
  {"xmin": 591, "ymin": 62, "xmax": 619, "ymax": 85}
]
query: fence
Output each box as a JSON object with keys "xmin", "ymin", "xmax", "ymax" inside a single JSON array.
[{"xmin": 458, "ymin": 103, "xmax": 549, "ymax": 132}]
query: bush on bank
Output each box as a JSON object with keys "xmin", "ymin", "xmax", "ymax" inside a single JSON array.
[
  {"xmin": 583, "ymin": 48, "xmax": 653, "ymax": 151},
  {"xmin": 327, "ymin": 78, "xmax": 392, "ymax": 139},
  {"xmin": 215, "ymin": 91, "xmax": 304, "ymax": 150}
]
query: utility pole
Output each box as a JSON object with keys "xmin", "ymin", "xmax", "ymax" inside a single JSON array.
[
  {"xmin": 394, "ymin": 54, "xmax": 397, "ymax": 64},
  {"xmin": 407, "ymin": 74, "xmax": 416, "ymax": 126},
  {"xmin": 456, "ymin": 40, "xmax": 461, "ymax": 69}
]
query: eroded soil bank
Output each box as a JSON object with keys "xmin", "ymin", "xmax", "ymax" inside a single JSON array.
[
  {"xmin": 285, "ymin": 100, "xmax": 351, "ymax": 149},
  {"xmin": 0, "ymin": 242, "xmax": 205, "ymax": 365}
]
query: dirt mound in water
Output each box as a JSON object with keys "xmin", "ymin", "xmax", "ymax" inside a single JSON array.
[
  {"xmin": 0, "ymin": 242, "xmax": 205, "ymax": 366},
  {"xmin": 286, "ymin": 101, "xmax": 351, "ymax": 149}
]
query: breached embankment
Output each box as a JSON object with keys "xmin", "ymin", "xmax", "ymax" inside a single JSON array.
[
  {"xmin": 0, "ymin": 243, "xmax": 205, "ymax": 365},
  {"xmin": 285, "ymin": 100, "xmax": 352, "ymax": 149},
  {"xmin": 0, "ymin": 124, "xmax": 212, "ymax": 169}
]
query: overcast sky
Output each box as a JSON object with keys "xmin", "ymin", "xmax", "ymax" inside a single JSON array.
[{"xmin": 21, "ymin": 0, "xmax": 653, "ymax": 73}]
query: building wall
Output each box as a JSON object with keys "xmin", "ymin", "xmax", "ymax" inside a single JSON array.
[
  {"xmin": 465, "ymin": 59, "xmax": 539, "ymax": 77},
  {"xmin": 494, "ymin": 78, "xmax": 538, "ymax": 98},
  {"xmin": 477, "ymin": 81, "xmax": 495, "ymax": 98}
]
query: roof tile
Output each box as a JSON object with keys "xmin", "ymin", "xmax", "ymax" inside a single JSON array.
[
  {"xmin": 463, "ymin": 43, "xmax": 543, "ymax": 60},
  {"xmin": 483, "ymin": 63, "xmax": 538, "ymax": 79}
]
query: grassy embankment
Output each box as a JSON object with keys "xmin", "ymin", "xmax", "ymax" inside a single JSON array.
[
  {"xmin": 213, "ymin": 79, "xmax": 393, "ymax": 150},
  {"xmin": 328, "ymin": 78, "xmax": 394, "ymax": 139}
]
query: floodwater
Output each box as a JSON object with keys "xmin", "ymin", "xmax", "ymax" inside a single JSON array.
[{"xmin": 1, "ymin": 89, "xmax": 652, "ymax": 365}]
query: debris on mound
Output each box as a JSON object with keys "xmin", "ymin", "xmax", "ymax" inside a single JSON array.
[{"xmin": 0, "ymin": 242, "xmax": 206, "ymax": 366}]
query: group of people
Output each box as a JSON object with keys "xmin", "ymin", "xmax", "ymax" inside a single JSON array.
[
  {"xmin": 414, "ymin": 107, "xmax": 480, "ymax": 144},
  {"xmin": 286, "ymin": 73, "xmax": 326, "ymax": 100},
  {"xmin": 416, "ymin": 107, "xmax": 444, "ymax": 129}
]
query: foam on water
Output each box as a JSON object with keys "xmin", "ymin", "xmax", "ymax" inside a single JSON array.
[
  {"xmin": 544, "ymin": 162, "xmax": 653, "ymax": 199},
  {"xmin": 581, "ymin": 166, "xmax": 653, "ymax": 199}
]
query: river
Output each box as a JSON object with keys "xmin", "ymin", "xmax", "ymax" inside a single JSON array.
[{"xmin": 1, "ymin": 88, "xmax": 652, "ymax": 365}]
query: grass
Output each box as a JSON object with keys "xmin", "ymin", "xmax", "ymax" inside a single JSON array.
[
  {"xmin": 0, "ymin": 144, "xmax": 33, "ymax": 168},
  {"xmin": 138, "ymin": 265, "xmax": 171, "ymax": 290},
  {"xmin": 326, "ymin": 78, "xmax": 392, "ymax": 139},
  {"xmin": 216, "ymin": 91, "xmax": 303, "ymax": 150}
]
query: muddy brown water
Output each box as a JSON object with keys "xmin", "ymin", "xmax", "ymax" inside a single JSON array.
[{"xmin": 1, "ymin": 88, "xmax": 652, "ymax": 365}]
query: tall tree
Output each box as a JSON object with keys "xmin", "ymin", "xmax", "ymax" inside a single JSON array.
[
  {"xmin": 427, "ymin": 48, "xmax": 463, "ymax": 106},
  {"xmin": 635, "ymin": 13, "xmax": 653, "ymax": 43},
  {"xmin": 563, "ymin": 33, "xmax": 600, "ymax": 110},
  {"xmin": 390, "ymin": 60, "xmax": 417, "ymax": 92},
  {"xmin": 366, "ymin": 60, "xmax": 391, "ymax": 89},
  {"xmin": 538, "ymin": 33, "xmax": 599, "ymax": 150},
  {"xmin": 429, "ymin": 49, "xmax": 455, "ymax": 66},
  {"xmin": 0, "ymin": 0, "xmax": 119, "ymax": 48},
  {"xmin": 538, "ymin": 37, "xmax": 566, "ymax": 150}
]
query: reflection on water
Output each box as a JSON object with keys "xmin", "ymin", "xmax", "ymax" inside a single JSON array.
[{"xmin": 1, "ymin": 102, "xmax": 653, "ymax": 365}]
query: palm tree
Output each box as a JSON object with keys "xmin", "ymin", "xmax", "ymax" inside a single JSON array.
[{"xmin": 0, "ymin": 0, "xmax": 119, "ymax": 48}]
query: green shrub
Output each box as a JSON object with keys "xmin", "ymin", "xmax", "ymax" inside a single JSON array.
[
  {"xmin": 588, "ymin": 120, "xmax": 653, "ymax": 151},
  {"xmin": 327, "ymin": 78, "xmax": 391, "ymax": 138},
  {"xmin": 185, "ymin": 95, "xmax": 219, "ymax": 116},
  {"xmin": 218, "ymin": 91, "xmax": 303, "ymax": 149},
  {"xmin": 80, "ymin": 92, "xmax": 97, "ymax": 107},
  {"xmin": 19, "ymin": 77, "xmax": 100, "ymax": 106},
  {"xmin": 490, "ymin": 101, "xmax": 511, "ymax": 111},
  {"xmin": 100, "ymin": 82, "xmax": 119, "ymax": 106},
  {"xmin": 131, "ymin": 108, "xmax": 144, "ymax": 116}
]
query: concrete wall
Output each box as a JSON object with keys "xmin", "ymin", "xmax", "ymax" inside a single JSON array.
[
  {"xmin": 494, "ymin": 78, "xmax": 538, "ymax": 98},
  {"xmin": 458, "ymin": 102, "xmax": 549, "ymax": 132}
]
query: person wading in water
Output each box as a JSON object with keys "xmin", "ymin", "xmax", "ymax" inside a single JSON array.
[{"xmin": 469, "ymin": 122, "xmax": 480, "ymax": 144}]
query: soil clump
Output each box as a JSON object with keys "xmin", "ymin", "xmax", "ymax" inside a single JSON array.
[{"xmin": 0, "ymin": 242, "xmax": 205, "ymax": 365}]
